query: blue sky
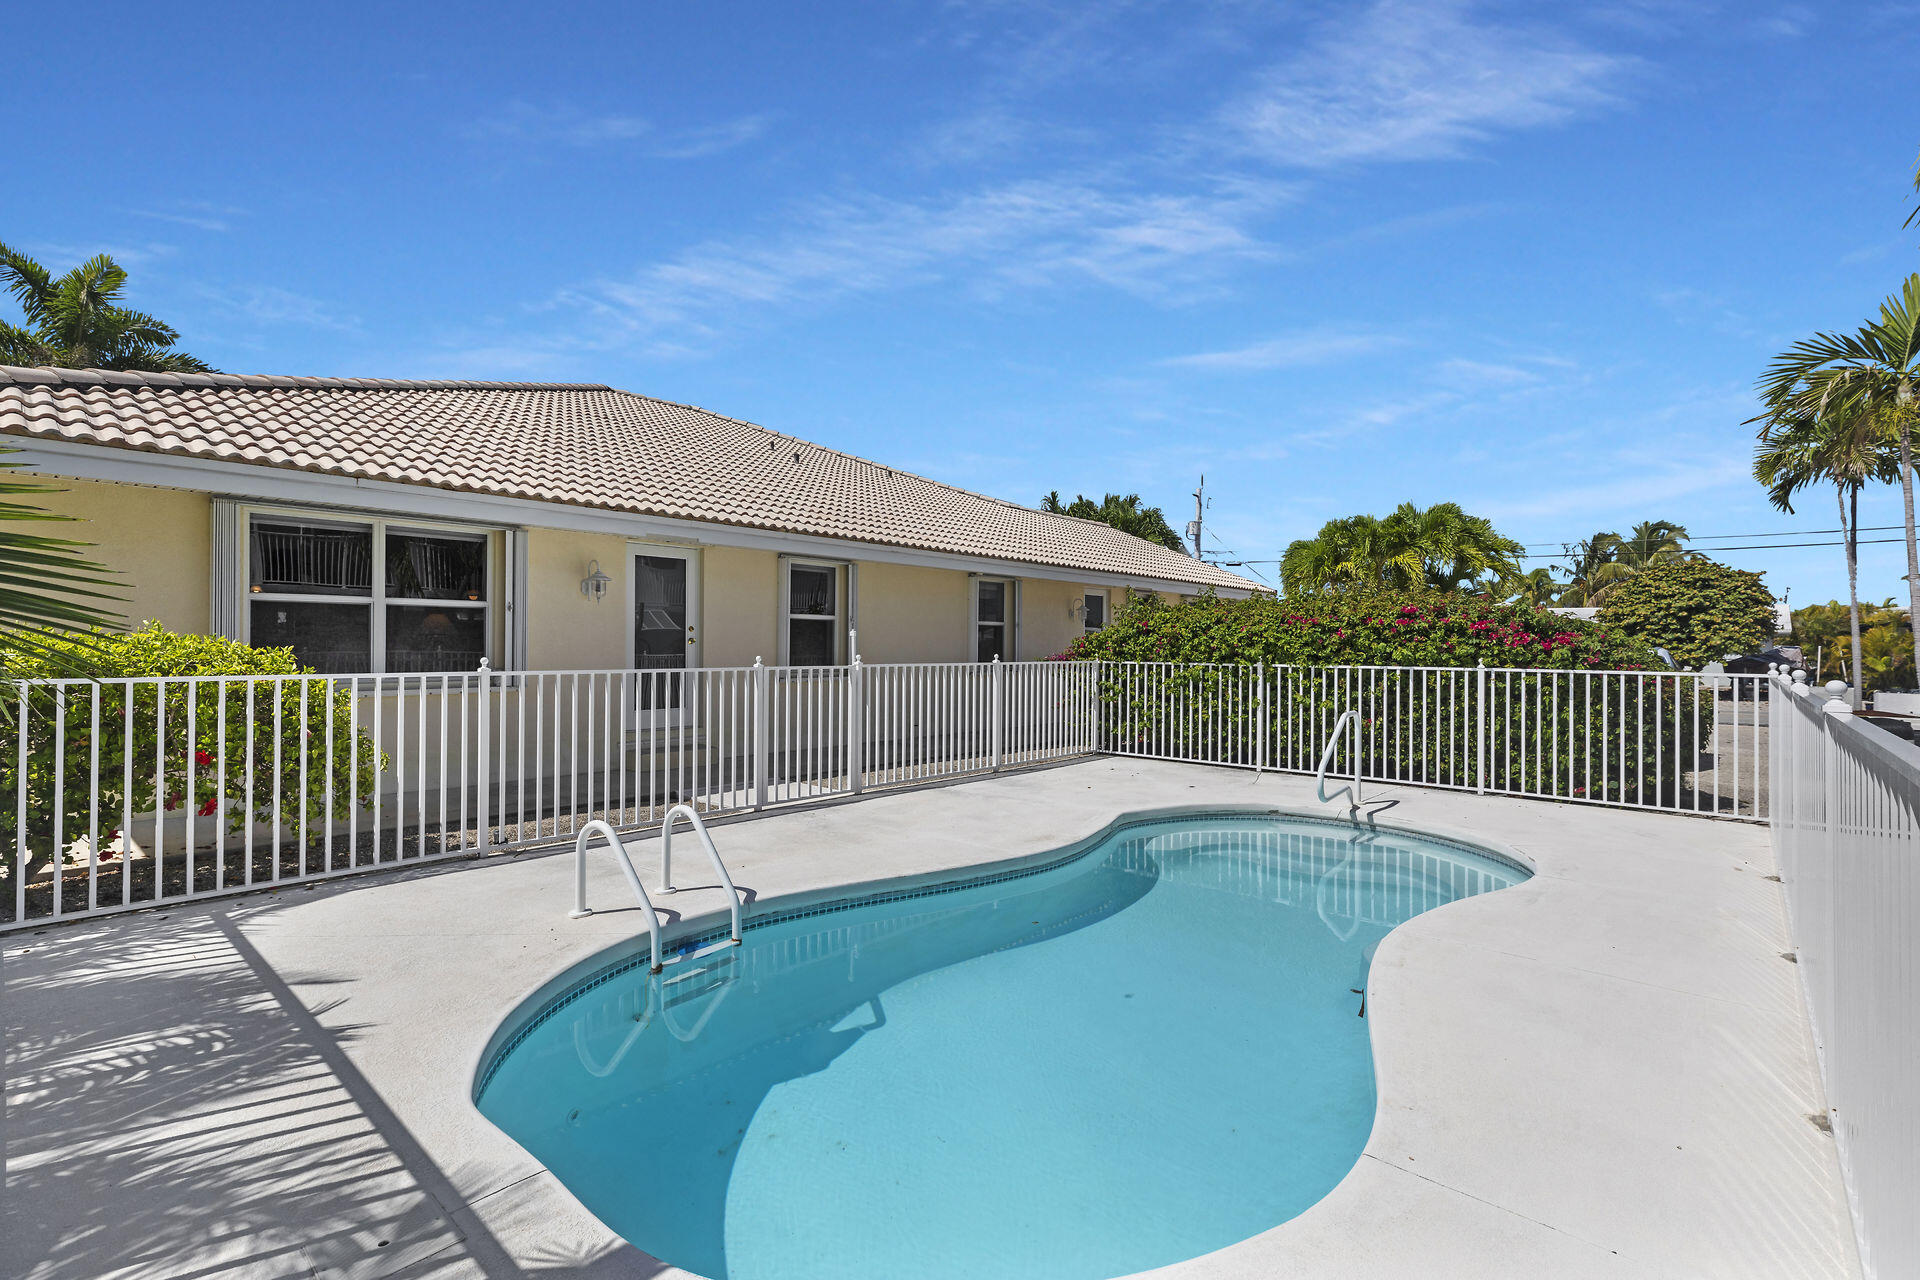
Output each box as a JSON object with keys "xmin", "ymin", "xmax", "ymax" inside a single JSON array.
[{"xmin": 6, "ymin": 0, "xmax": 1918, "ymax": 606}]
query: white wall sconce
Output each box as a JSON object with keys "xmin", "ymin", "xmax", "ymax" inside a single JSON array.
[
  {"xmin": 580, "ymin": 559, "xmax": 612, "ymax": 602},
  {"xmin": 1069, "ymin": 596, "xmax": 1087, "ymax": 620}
]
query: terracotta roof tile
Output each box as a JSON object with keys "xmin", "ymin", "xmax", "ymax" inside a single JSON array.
[{"xmin": 0, "ymin": 365, "xmax": 1263, "ymax": 592}]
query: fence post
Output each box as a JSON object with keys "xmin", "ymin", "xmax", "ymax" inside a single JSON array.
[
  {"xmin": 474, "ymin": 660, "xmax": 492, "ymax": 853},
  {"xmin": 990, "ymin": 656, "xmax": 1005, "ymax": 771},
  {"xmin": 1476, "ymin": 662, "xmax": 1488, "ymax": 795},
  {"xmin": 1254, "ymin": 662, "xmax": 1267, "ymax": 774},
  {"xmin": 752, "ymin": 657, "xmax": 769, "ymax": 811},
  {"xmin": 847, "ymin": 654, "xmax": 865, "ymax": 795},
  {"xmin": 1090, "ymin": 659, "xmax": 1103, "ymax": 755}
]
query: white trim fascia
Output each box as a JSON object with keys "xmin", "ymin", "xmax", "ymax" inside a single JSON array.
[{"xmin": 12, "ymin": 438, "xmax": 1258, "ymax": 599}]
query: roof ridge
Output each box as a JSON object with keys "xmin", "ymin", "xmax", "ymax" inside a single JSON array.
[{"xmin": 0, "ymin": 365, "xmax": 613, "ymax": 393}]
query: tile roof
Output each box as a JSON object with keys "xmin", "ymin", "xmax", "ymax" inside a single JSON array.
[{"xmin": 0, "ymin": 366, "xmax": 1264, "ymax": 593}]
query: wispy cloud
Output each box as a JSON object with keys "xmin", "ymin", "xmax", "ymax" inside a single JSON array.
[
  {"xmin": 1162, "ymin": 329, "xmax": 1399, "ymax": 371},
  {"xmin": 466, "ymin": 101, "xmax": 770, "ymax": 157},
  {"xmin": 562, "ymin": 175, "xmax": 1294, "ymax": 352},
  {"xmin": 195, "ymin": 284, "xmax": 359, "ymax": 333},
  {"xmin": 128, "ymin": 201, "xmax": 247, "ymax": 233},
  {"xmin": 27, "ymin": 241, "xmax": 177, "ymax": 268},
  {"xmin": 1476, "ymin": 456, "xmax": 1750, "ymax": 520},
  {"xmin": 1223, "ymin": 0, "xmax": 1630, "ymax": 168}
]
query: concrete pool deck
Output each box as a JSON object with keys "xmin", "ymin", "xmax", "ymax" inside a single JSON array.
[{"xmin": 3, "ymin": 759, "xmax": 1859, "ymax": 1280}]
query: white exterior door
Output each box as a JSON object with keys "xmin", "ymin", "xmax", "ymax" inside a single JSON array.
[{"xmin": 631, "ymin": 545, "xmax": 701, "ymax": 719}]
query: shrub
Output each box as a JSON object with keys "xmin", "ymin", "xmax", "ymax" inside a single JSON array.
[
  {"xmin": 1, "ymin": 624, "xmax": 383, "ymax": 902},
  {"xmin": 1059, "ymin": 588, "xmax": 1663, "ymax": 670},
  {"xmin": 1060, "ymin": 590, "xmax": 1700, "ymax": 805},
  {"xmin": 1596, "ymin": 561, "xmax": 1776, "ymax": 671}
]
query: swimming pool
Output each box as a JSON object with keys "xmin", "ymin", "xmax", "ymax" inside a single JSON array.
[{"xmin": 474, "ymin": 811, "xmax": 1528, "ymax": 1280}]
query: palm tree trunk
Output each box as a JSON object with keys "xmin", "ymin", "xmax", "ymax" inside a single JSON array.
[
  {"xmin": 1903, "ymin": 410, "xmax": 1920, "ymax": 688},
  {"xmin": 1844, "ymin": 485, "xmax": 1865, "ymax": 708}
]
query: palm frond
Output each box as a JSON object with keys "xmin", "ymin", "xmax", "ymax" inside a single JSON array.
[{"xmin": 0, "ymin": 454, "xmax": 124, "ymax": 642}]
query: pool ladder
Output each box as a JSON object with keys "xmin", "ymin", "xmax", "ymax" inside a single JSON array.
[
  {"xmin": 569, "ymin": 804, "xmax": 744, "ymax": 973},
  {"xmin": 1316, "ymin": 710, "xmax": 1364, "ymax": 812}
]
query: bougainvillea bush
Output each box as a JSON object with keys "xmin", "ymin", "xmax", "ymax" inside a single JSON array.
[
  {"xmin": 1, "ymin": 624, "xmax": 384, "ymax": 907},
  {"xmin": 1058, "ymin": 590, "xmax": 1701, "ymax": 805},
  {"xmin": 1058, "ymin": 588, "xmax": 1662, "ymax": 669}
]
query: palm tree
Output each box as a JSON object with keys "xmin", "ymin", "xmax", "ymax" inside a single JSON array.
[
  {"xmin": 1613, "ymin": 520, "xmax": 1698, "ymax": 569},
  {"xmin": 1759, "ymin": 274, "xmax": 1920, "ymax": 684},
  {"xmin": 1378, "ymin": 501, "xmax": 1523, "ymax": 591},
  {"xmin": 1753, "ymin": 403, "xmax": 1895, "ymax": 705},
  {"xmin": 1558, "ymin": 532, "xmax": 1623, "ymax": 607},
  {"xmin": 1280, "ymin": 503, "xmax": 1520, "ymax": 595},
  {"xmin": 0, "ymin": 243, "xmax": 212, "ymax": 373},
  {"xmin": 1280, "ymin": 514, "xmax": 1394, "ymax": 592},
  {"xmin": 1041, "ymin": 491, "xmax": 1187, "ymax": 553},
  {"xmin": 1502, "ymin": 566, "xmax": 1562, "ymax": 609},
  {"xmin": 1557, "ymin": 521, "xmax": 1701, "ymax": 606}
]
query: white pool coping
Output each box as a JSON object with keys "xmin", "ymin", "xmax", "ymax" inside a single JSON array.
[{"xmin": 2, "ymin": 759, "xmax": 1860, "ymax": 1279}]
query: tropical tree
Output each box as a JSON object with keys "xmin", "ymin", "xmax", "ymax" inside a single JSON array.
[
  {"xmin": 0, "ymin": 243, "xmax": 211, "ymax": 373},
  {"xmin": 1557, "ymin": 533, "xmax": 1626, "ymax": 607},
  {"xmin": 1280, "ymin": 502, "xmax": 1521, "ymax": 595},
  {"xmin": 1758, "ymin": 274, "xmax": 1920, "ymax": 684},
  {"xmin": 1501, "ymin": 566, "xmax": 1562, "ymax": 609},
  {"xmin": 1752, "ymin": 403, "xmax": 1896, "ymax": 705},
  {"xmin": 1612, "ymin": 520, "xmax": 1698, "ymax": 570},
  {"xmin": 1557, "ymin": 522, "xmax": 1697, "ymax": 607},
  {"xmin": 1040, "ymin": 491, "xmax": 1187, "ymax": 553}
]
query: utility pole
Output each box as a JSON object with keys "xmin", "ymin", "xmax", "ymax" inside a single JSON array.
[{"xmin": 1187, "ymin": 475, "xmax": 1206, "ymax": 559}]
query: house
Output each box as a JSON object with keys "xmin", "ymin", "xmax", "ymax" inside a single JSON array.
[{"xmin": 0, "ymin": 366, "xmax": 1262, "ymax": 675}]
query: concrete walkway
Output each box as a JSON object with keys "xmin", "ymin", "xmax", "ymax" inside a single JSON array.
[{"xmin": 3, "ymin": 760, "xmax": 1859, "ymax": 1279}]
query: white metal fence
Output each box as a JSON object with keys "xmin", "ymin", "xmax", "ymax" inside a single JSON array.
[
  {"xmin": 1772, "ymin": 682, "xmax": 1919, "ymax": 1280},
  {"xmin": 4, "ymin": 658, "xmax": 1768, "ymax": 932},
  {"xmin": 2, "ymin": 660, "xmax": 1102, "ymax": 930},
  {"xmin": 1102, "ymin": 662, "xmax": 1769, "ymax": 816}
]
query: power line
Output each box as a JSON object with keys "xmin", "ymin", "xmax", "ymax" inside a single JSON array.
[
  {"xmin": 1516, "ymin": 536, "xmax": 1913, "ymax": 558},
  {"xmin": 1518, "ymin": 524, "xmax": 1909, "ymax": 550},
  {"xmin": 1204, "ymin": 532, "xmax": 1272, "ymax": 586},
  {"xmin": 1222, "ymin": 535, "xmax": 1911, "ymax": 567}
]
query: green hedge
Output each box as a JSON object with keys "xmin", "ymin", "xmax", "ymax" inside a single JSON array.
[
  {"xmin": 1059, "ymin": 588, "xmax": 1663, "ymax": 669},
  {"xmin": 1, "ymin": 624, "xmax": 384, "ymax": 906},
  {"xmin": 1066, "ymin": 592, "xmax": 1704, "ymax": 805}
]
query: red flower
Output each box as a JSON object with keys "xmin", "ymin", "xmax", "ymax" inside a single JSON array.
[
  {"xmin": 192, "ymin": 749, "xmax": 214, "ymax": 767},
  {"xmin": 197, "ymin": 796, "xmax": 218, "ymax": 817},
  {"xmin": 164, "ymin": 792, "xmax": 180, "ymax": 812}
]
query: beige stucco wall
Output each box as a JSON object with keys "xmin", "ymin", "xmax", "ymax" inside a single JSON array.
[
  {"xmin": 703, "ymin": 545, "xmax": 780, "ymax": 667},
  {"xmin": 853, "ymin": 562, "xmax": 971, "ymax": 663},
  {"xmin": 26, "ymin": 475, "xmax": 212, "ymax": 634},
  {"xmin": 1018, "ymin": 576, "xmax": 1108, "ymax": 659},
  {"xmin": 18, "ymin": 473, "xmax": 1173, "ymax": 668},
  {"xmin": 522, "ymin": 528, "xmax": 631, "ymax": 669}
]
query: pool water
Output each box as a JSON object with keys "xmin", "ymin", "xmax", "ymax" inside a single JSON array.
[{"xmin": 475, "ymin": 813, "xmax": 1526, "ymax": 1280}]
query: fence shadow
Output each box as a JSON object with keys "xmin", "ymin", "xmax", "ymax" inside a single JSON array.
[{"xmin": 2, "ymin": 902, "xmax": 657, "ymax": 1280}]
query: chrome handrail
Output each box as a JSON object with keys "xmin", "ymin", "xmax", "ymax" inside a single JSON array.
[
  {"xmin": 1316, "ymin": 709, "xmax": 1364, "ymax": 810},
  {"xmin": 658, "ymin": 804, "xmax": 744, "ymax": 948},
  {"xmin": 568, "ymin": 819, "xmax": 664, "ymax": 973}
]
